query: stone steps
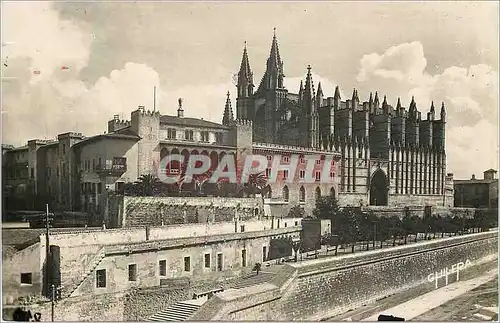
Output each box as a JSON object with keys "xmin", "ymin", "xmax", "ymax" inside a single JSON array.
[
  {"xmin": 148, "ymin": 301, "xmax": 202, "ymax": 321},
  {"xmin": 228, "ymin": 272, "xmax": 275, "ymax": 290}
]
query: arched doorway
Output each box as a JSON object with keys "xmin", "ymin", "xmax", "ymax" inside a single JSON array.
[
  {"xmin": 330, "ymin": 187, "xmax": 336, "ymax": 198},
  {"xmin": 315, "ymin": 187, "xmax": 321, "ymax": 200},
  {"xmin": 369, "ymin": 169, "xmax": 389, "ymax": 206}
]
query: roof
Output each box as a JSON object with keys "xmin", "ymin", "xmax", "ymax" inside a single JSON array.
[
  {"xmin": 454, "ymin": 179, "xmax": 497, "ymax": 185},
  {"xmin": 72, "ymin": 128, "xmax": 141, "ymax": 148},
  {"xmin": 5, "ymin": 145, "xmax": 28, "ymax": 152},
  {"xmin": 484, "ymin": 169, "xmax": 497, "ymax": 173},
  {"xmin": 160, "ymin": 115, "xmax": 229, "ymax": 130}
]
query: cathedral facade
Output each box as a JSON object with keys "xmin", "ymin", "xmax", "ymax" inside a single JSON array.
[{"xmin": 225, "ymin": 31, "xmax": 452, "ymax": 207}]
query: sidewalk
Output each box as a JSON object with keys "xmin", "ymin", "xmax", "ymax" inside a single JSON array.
[{"xmin": 362, "ymin": 269, "xmax": 498, "ymax": 321}]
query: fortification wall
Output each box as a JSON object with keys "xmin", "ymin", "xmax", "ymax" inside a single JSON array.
[
  {"xmin": 191, "ymin": 231, "xmax": 498, "ymax": 321},
  {"xmin": 121, "ymin": 196, "xmax": 263, "ymax": 227}
]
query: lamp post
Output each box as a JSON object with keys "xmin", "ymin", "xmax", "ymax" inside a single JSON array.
[{"xmin": 372, "ymin": 220, "xmax": 378, "ymax": 249}]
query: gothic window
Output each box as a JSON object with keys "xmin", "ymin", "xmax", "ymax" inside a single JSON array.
[
  {"xmin": 299, "ymin": 186, "xmax": 305, "ymax": 202},
  {"xmin": 282, "ymin": 186, "xmax": 289, "ymax": 202},
  {"xmin": 185, "ymin": 130, "xmax": 194, "ymax": 141}
]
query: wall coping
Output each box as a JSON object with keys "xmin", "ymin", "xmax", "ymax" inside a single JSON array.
[
  {"xmin": 104, "ymin": 227, "xmax": 301, "ymax": 255},
  {"xmin": 290, "ymin": 230, "xmax": 498, "ymax": 271}
]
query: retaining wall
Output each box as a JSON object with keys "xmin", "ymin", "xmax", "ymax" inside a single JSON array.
[{"xmin": 191, "ymin": 230, "xmax": 498, "ymax": 321}]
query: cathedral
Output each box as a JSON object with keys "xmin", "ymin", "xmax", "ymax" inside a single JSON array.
[{"xmin": 224, "ymin": 31, "xmax": 453, "ymax": 207}]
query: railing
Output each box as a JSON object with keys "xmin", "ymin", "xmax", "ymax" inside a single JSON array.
[{"xmin": 95, "ymin": 164, "xmax": 127, "ymax": 173}]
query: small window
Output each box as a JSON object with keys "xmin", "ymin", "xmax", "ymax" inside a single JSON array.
[
  {"xmin": 267, "ymin": 155, "xmax": 272, "ymax": 161},
  {"xmin": 30, "ymin": 168, "xmax": 34, "ymax": 179},
  {"xmin": 159, "ymin": 260, "xmax": 167, "ymax": 276},
  {"xmin": 184, "ymin": 256, "xmax": 191, "ymax": 272},
  {"xmin": 128, "ymin": 264, "xmax": 137, "ymax": 281},
  {"xmin": 315, "ymin": 171, "xmax": 321, "ymax": 181},
  {"xmin": 285, "ymin": 222, "xmax": 288, "ymax": 227},
  {"xmin": 316, "ymin": 159, "xmax": 321, "ymax": 165},
  {"xmin": 262, "ymin": 246, "xmax": 267, "ymax": 262},
  {"xmin": 167, "ymin": 128, "xmax": 177, "ymax": 140},
  {"xmin": 96, "ymin": 269, "xmax": 106, "ymax": 288},
  {"xmin": 283, "ymin": 170, "xmax": 289, "ymax": 180},
  {"xmin": 295, "ymin": 221, "xmax": 299, "ymax": 226},
  {"xmin": 20, "ymin": 273, "xmax": 32, "ymax": 285},
  {"xmin": 330, "ymin": 172, "xmax": 335, "ymax": 179},
  {"xmin": 299, "ymin": 170, "xmax": 305, "ymax": 179},
  {"xmin": 240, "ymin": 225, "xmax": 245, "ymax": 232},
  {"xmin": 299, "ymin": 156, "xmax": 305, "ymax": 164},
  {"xmin": 98, "ymin": 183, "xmax": 102, "ymax": 194},
  {"xmin": 217, "ymin": 253, "xmax": 223, "ymax": 271},
  {"xmin": 204, "ymin": 253, "xmax": 211, "ymax": 268},
  {"xmin": 265, "ymin": 168, "xmax": 271, "ymax": 178},
  {"xmin": 185, "ymin": 130, "xmax": 194, "ymax": 141}
]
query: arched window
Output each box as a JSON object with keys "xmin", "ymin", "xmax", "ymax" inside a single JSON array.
[
  {"xmin": 330, "ymin": 187, "xmax": 336, "ymax": 198},
  {"xmin": 282, "ymin": 185, "xmax": 289, "ymax": 202},
  {"xmin": 299, "ymin": 186, "xmax": 305, "ymax": 202},
  {"xmin": 315, "ymin": 187, "xmax": 321, "ymax": 200}
]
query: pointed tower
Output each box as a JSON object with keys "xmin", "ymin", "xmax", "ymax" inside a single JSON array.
[
  {"xmin": 236, "ymin": 42, "xmax": 255, "ymax": 120},
  {"xmin": 334, "ymin": 85, "xmax": 341, "ymax": 110},
  {"xmin": 382, "ymin": 95, "xmax": 388, "ymax": 113},
  {"xmin": 258, "ymin": 28, "xmax": 285, "ymax": 91},
  {"xmin": 440, "ymin": 102, "xmax": 446, "ymax": 121},
  {"xmin": 428, "ymin": 101, "xmax": 435, "ymax": 121},
  {"xmin": 351, "ymin": 88, "xmax": 359, "ymax": 110},
  {"xmin": 316, "ymin": 82, "xmax": 324, "ymax": 108},
  {"xmin": 369, "ymin": 92, "xmax": 373, "ymax": 109},
  {"xmin": 302, "ymin": 65, "xmax": 318, "ymax": 148},
  {"xmin": 298, "ymin": 80, "xmax": 304, "ymax": 105},
  {"xmin": 222, "ymin": 91, "xmax": 235, "ymax": 125}
]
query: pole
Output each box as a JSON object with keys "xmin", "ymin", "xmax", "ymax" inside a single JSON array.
[
  {"xmin": 373, "ymin": 222, "xmax": 376, "ymax": 249},
  {"xmin": 45, "ymin": 204, "xmax": 50, "ymax": 298},
  {"xmin": 51, "ymin": 284, "xmax": 55, "ymax": 321}
]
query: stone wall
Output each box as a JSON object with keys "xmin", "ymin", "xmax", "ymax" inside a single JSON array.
[
  {"xmin": 120, "ymin": 196, "xmax": 263, "ymax": 227},
  {"xmin": 34, "ymin": 291, "xmax": 125, "ymax": 321},
  {"xmin": 191, "ymin": 230, "xmax": 498, "ymax": 321},
  {"xmin": 2, "ymin": 242, "xmax": 42, "ymax": 304}
]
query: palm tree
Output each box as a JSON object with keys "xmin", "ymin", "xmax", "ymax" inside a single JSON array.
[{"xmin": 134, "ymin": 174, "xmax": 161, "ymax": 196}]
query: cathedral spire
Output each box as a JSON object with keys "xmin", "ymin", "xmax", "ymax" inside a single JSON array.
[
  {"xmin": 440, "ymin": 101, "xmax": 446, "ymax": 121},
  {"xmin": 369, "ymin": 92, "xmax": 373, "ymax": 107},
  {"xmin": 374, "ymin": 91, "xmax": 380, "ymax": 107},
  {"xmin": 396, "ymin": 97, "xmax": 401, "ymax": 109},
  {"xmin": 258, "ymin": 28, "xmax": 285, "ymax": 91},
  {"xmin": 430, "ymin": 101, "xmax": 435, "ymax": 113},
  {"xmin": 222, "ymin": 91, "xmax": 234, "ymax": 125},
  {"xmin": 334, "ymin": 86, "xmax": 341, "ymax": 99},
  {"xmin": 316, "ymin": 82, "xmax": 323, "ymax": 97},
  {"xmin": 237, "ymin": 41, "xmax": 254, "ymax": 98},
  {"xmin": 304, "ymin": 65, "xmax": 315, "ymax": 100},
  {"xmin": 382, "ymin": 95, "xmax": 388, "ymax": 109}
]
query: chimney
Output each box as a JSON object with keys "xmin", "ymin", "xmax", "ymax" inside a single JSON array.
[
  {"xmin": 113, "ymin": 114, "xmax": 119, "ymax": 121},
  {"xmin": 471, "ymin": 174, "xmax": 476, "ymax": 180},
  {"xmin": 177, "ymin": 98, "xmax": 184, "ymax": 118}
]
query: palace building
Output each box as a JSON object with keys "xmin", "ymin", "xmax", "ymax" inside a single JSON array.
[{"xmin": 2, "ymin": 31, "xmax": 453, "ymax": 222}]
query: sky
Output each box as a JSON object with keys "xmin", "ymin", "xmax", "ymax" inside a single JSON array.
[{"xmin": 1, "ymin": 1, "xmax": 498, "ymax": 179}]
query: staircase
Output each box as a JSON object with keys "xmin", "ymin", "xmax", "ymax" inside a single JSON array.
[
  {"xmin": 472, "ymin": 305, "xmax": 499, "ymax": 321},
  {"xmin": 148, "ymin": 300, "xmax": 204, "ymax": 321},
  {"xmin": 228, "ymin": 271, "xmax": 276, "ymax": 290},
  {"xmin": 64, "ymin": 248, "xmax": 106, "ymax": 298}
]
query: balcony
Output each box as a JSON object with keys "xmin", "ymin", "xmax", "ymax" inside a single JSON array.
[{"xmin": 96, "ymin": 163, "xmax": 127, "ymax": 176}]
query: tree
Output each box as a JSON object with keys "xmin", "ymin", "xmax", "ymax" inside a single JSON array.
[
  {"xmin": 377, "ymin": 216, "xmax": 392, "ymax": 248},
  {"xmin": 313, "ymin": 195, "xmax": 342, "ymax": 220},
  {"xmin": 288, "ymin": 205, "xmax": 305, "ymax": 218},
  {"xmin": 401, "ymin": 214, "xmax": 416, "ymax": 244}
]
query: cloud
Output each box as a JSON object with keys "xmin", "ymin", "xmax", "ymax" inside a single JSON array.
[
  {"xmin": 356, "ymin": 41, "xmax": 499, "ymax": 178},
  {"xmin": 2, "ymin": 1, "xmax": 92, "ymax": 84}
]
